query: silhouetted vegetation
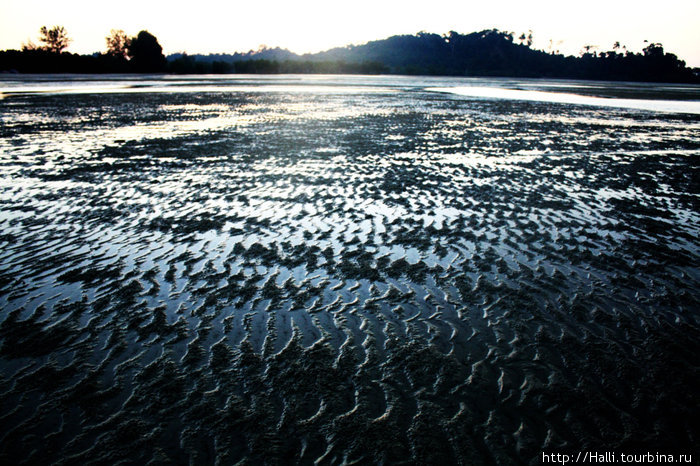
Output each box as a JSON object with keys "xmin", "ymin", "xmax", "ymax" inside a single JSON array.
[
  {"xmin": 127, "ymin": 31, "xmax": 166, "ymax": 73},
  {"xmin": 167, "ymin": 55, "xmax": 388, "ymax": 75},
  {"xmin": 105, "ymin": 29, "xmax": 129, "ymax": 59},
  {"xmin": 300, "ymin": 30, "xmax": 697, "ymax": 82},
  {"xmin": 1, "ymin": 28, "xmax": 165, "ymax": 74},
  {"xmin": 0, "ymin": 49, "xmax": 131, "ymax": 73},
  {"xmin": 22, "ymin": 26, "xmax": 71, "ymax": 53},
  {"xmin": 1, "ymin": 28, "xmax": 698, "ymax": 82}
]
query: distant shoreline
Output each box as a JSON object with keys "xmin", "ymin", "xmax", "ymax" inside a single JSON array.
[{"xmin": 2, "ymin": 30, "xmax": 699, "ymax": 84}]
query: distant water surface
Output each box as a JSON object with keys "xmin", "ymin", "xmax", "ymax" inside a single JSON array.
[{"xmin": 0, "ymin": 74, "xmax": 698, "ymax": 465}]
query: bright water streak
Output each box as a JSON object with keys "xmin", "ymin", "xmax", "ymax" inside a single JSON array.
[{"xmin": 428, "ymin": 86, "xmax": 700, "ymax": 114}]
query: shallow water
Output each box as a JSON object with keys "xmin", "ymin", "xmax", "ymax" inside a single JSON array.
[{"xmin": 0, "ymin": 75, "xmax": 699, "ymax": 464}]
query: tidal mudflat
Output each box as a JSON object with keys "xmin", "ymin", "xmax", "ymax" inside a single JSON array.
[{"xmin": 0, "ymin": 75, "xmax": 698, "ymax": 464}]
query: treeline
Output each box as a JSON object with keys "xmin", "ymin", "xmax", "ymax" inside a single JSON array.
[
  {"xmin": 169, "ymin": 55, "xmax": 388, "ymax": 74},
  {"xmin": 0, "ymin": 28, "xmax": 166, "ymax": 74},
  {"xmin": 1, "ymin": 27, "xmax": 698, "ymax": 83},
  {"xmin": 0, "ymin": 49, "xmax": 141, "ymax": 74},
  {"xmin": 0, "ymin": 50, "xmax": 388, "ymax": 75}
]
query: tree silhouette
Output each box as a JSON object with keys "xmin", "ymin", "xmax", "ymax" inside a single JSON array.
[
  {"xmin": 38, "ymin": 26, "xmax": 71, "ymax": 53},
  {"xmin": 581, "ymin": 44, "xmax": 598, "ymax": 57},
  {"xmin": 106, "ymin": 29, "xmax": 129, "ymax": 58},
  {"xmin": 127, "ymin": 30, "xmax": 166, "ymax": 72},
  {"xmin": 643, "ymin": 42, "xmax": 664, "ymax": 57}
]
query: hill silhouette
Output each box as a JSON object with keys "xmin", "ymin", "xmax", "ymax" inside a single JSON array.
[
  {"xmin": 2, "ymin": 29, "xmax": 698, "ymax": 83},
  {"xmin": 171, "ymin": 30, "xmax": 698, "ymax": 82}
]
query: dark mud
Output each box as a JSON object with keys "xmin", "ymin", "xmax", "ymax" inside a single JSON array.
[{"xmin": 0, "ymin": 76, "xmax": 699, "ymax": 464}]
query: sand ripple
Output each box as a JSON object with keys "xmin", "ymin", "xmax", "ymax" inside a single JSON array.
[{"xmin": 0, "ymin": 78, "xmax": 698, "ymax": 464}]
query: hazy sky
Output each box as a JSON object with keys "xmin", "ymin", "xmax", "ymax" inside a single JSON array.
[{"xmin": 2, "ymin": 0, "xmax": 699, "ymax": 66}]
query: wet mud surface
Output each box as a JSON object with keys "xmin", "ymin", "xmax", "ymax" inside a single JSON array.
[{"xmin": 0, "ymin": 77, "xmax": 699, "ymax": 464}]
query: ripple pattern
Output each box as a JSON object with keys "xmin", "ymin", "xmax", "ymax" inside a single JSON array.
[{"xmin": 0, "ymin": 78, "xmax": 699, "ymax": 464}]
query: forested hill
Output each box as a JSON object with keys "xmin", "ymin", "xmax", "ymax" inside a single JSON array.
[
  {"xmin": 172, "ymin": 30, "xmax": 698, "ymax": 82},
  {"xmin": 312, "ymin": 30, "xmax": 549, "ymax": 75}
]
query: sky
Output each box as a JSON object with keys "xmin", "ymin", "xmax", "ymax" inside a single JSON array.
[{"xmin": 2, "ymin": 0, "xmax": 700, "ymax": 67}]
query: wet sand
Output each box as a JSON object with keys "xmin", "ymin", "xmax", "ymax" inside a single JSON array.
[{"xmin": 0, "ymin": 76, "xmax": 698, "ymax": 464}]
